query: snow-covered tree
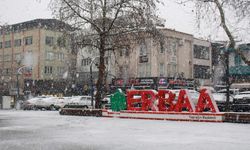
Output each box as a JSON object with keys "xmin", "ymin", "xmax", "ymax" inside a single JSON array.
[
  {"xmin": 177, "ymin": 0, "xmax": 250, "ymax": 111},
  {"xmin": 50, "ymin": 0, "xmax": 162, "ymax": 108}
]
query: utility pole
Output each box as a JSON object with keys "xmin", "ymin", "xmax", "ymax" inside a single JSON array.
[{"xmin": 16, "ymin": 73, "xmax": 20, "ymax": 100}]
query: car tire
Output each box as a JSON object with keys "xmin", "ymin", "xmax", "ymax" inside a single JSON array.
[
  {"xmin": 83, "ymin": 105, "xmax": 88, "ymax": 109},
  {"xmin": 50, "ymin": 105, "xmax": 56, "ymax": 111}
]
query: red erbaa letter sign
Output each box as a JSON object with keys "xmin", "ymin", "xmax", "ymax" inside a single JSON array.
[
  {"xmin": 174, "ymin": 90, "xmax": 195, "ymax": 112},
  {"xmin": 127, "ymin": 90, "xmax": 142, "ymax": 111},
  {"xmin": 141, "ymin": 90, "xmax": 158, "ymax": 111},
  {"xmin": 158, "ymin": 90, "xmax": 176, "ymax": 111},
  {"xmin": 195, "ymin": 89, "xmax": 220, "ymax": 113}
]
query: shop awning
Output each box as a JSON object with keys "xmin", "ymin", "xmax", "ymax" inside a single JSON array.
[{"xmin": 229, "ymin": 66, "xmax": 250, "ymax": 75}]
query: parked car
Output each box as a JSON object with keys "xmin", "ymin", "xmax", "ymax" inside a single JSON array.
[
  {"xmin": 23, "ymin": 96, "xmax": 70, "ymax": 110},
  {"xmin": 68, "ymin": 96, "xmax": 94, "ymax": 109},
  {"xmin": 102, "ymin": 95, "xmax": 111, "ymax": 109},
  {"xmin": 32, "ymin": 97, "xmax": 59, "ymax": 110},
  {"xmin": 54, "ymin": 97, "xmax": 72, "ymax": 109},
  {"xmin": 22, "ymin": 96, "xmax": 50, "ymax": 110},
  {"xmin": 232, "ymin": 91, "xmax": 250, "ymax": 112},
  {"xmin": 213, "ymin": 89, "xmax": 239, "ymax": 112},
  {"xmin": 217, "ymin": 88, "xmax": 240, "ymax": 95}
]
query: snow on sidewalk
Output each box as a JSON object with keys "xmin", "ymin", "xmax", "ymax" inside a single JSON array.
[{"xmin": 0, "ymin": 110, "xmax": 250, "ymax": 150}]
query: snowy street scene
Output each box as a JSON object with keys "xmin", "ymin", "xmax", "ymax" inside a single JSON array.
[
  {"xmin": 1, "ymin": 0, "xmax": 250, "ymax": 149},
  {"xmin": 1, "ymin": 110, "xmax": 250, "ymax": 150}
]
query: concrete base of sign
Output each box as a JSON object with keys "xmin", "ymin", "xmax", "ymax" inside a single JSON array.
[{"xmin": 102, "ymin": 110, "xmax": 225, "ymax": 122}]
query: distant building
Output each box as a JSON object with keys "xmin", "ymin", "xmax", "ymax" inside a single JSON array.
[
  {"xmin": 112, "ymin": 28, "xmax": 212, "ymax": 89},
  {"xmin": 0, "ymin": 19, "xmax": 76, "ymax": 96},
  {"xmin": 229, "ymin": 43, "xmax": 250, "ymax": 88},
  {"xmin": 211, "ymin": 42, "xmax": 250, "ymax": 89},
  {"xmin": 76, "ymin": 46, "xmax": 115, "ymax": 86}
]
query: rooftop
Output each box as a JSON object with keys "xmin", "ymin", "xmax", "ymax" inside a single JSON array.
[{"xmin": 0, "ymin": 19, "xmax": 73, "ymax": 33}]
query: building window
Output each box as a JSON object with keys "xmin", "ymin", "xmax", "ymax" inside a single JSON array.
[
  {"xmin": 125, "ymin": 48, "xmax": 129, "ymax": 56},
  {"xmin": 24, "ymin": 36, "xmax": 33, "ymax": 45},
  {"xmin": 4, "ymin": 30, "xmax": 10, "ymax": 35},
  {"xmin": 167, "ymin": 64, "xmax": 171, "ymax": 76},
  {"xmin": 44, "ymin": 66, "xmax": 53, "ymax": 74},
  {"xmin": 14, "ymin": 39, "xmax": 22, "ymax": 47},
  {"xmin": 146, "ymin": 64, "xmax": 151, "ymax": 77},
  {"xmin": 45, "ymin": 36, "xmax": 54, "ymax": 46},
  {"xmin": 172, "ymin": 64, "xmax": 177, "ymax": 74},
  {"xmin": 5, "ymin": 40, "xmax": 11, "ymax": 48},
  {"xmin": 159, "ymin": 63, "xmax": 164, "ymax": 77},
  {"xmin": 4, "ymin": 55, "xmax": 11, "ymax": 62},
  {"xmin": 171, "ymin": 41, "xmax": 177, "ymax": 56},
  {"xmin": 160, "ymin": 41, "xmax": 165, "ymax": 53},
  {"xmin": 57, "ymin": 53, "xmax": 64, "ymax": 61},
  {"xmin": 57, "ymin": 37, "xmax": 66, "ymax": 47},
  {"xmin": 81, "ymin": 58, "xmax": 91, "ymax": 66},
  {"xmin": 140, "ymin": 42, "xmax": 147, "ymax": 56},
  {"xmin": 194, "ymin": 45, "xmax": 209, "ymax": 60},
  {"xmin": 119, "ymin": 48, "xmax": 129, "ymax": 57},
  {"xmin": 57, "ymin": 66, "xmax": 64, "ymax": 75},
  {"xmin": 0, "ymin": 42, "xmax": 2, "ymax": 49},
  {"xmin": 15, "ymin": 53, "xmax": 21, "ymax": 61},
  {"xmin": 194, "ymin": 65, "xmax": 210, "ymax": 79},
  {"xmin": 46, "ymin": 51, "xmax": 54, "ymax": 60},
  {"xmin": 138, "ymin": 64, "xmax": 146, "ymax": 77}
]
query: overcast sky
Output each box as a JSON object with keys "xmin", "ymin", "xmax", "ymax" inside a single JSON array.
[{"xmin": 0, "ymin": 0, "xmax": 248, "ymax": 42}]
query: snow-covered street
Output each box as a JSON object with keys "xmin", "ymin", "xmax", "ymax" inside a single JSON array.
[{"xmin": 0, "ymin": 110, "xmax": 250, "ymax": 150}]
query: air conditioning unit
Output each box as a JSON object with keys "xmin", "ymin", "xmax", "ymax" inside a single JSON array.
[{"xmin": 178, "ymin": 39, "xmax": 185, "ymax": 46}]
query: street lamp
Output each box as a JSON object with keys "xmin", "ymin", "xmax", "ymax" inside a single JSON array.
[{"xmin": 16, "ymin": 66, "xmax": 26, "ymax": 100}]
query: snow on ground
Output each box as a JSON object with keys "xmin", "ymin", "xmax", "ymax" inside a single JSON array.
[{"xmin": 0, "ymin": 110, "xmax": 250, "ymax": 150}]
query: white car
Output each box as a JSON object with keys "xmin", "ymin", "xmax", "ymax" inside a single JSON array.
[
  {"xmin": 35, "ymin": 97, "xmax": 59, "ymax": 110},
  {"xmin": 212, "ymin": 93, "xmax": 227, "ymax": 102},
  {"xmin": 68, "ymin": 96, "xmax": 94, "ymax": 108},
  {"xmin": 23, "ymin": 96, "xmax": 51, "ymax": 110},
  {"xmin": 232, "ymin": 91, "xmax": 250, "ymax": 112},
  {"xmin": 233, "ymin": 91, "xmax": 250, "ymax": 101},
  {"xmin": 54, "ymin": 97, "xmax": 72, "ymax": 108}
]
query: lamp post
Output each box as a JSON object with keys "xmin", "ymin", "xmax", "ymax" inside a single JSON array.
[{"xmin": 16, "ymin": 66, "xmax": 26, "ymax": 100}]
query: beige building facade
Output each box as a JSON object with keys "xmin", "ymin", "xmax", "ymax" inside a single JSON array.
[
  {"xmin": 114, "ymin": 28, "xmax": 212, "ymax": 87},
  {"xmin": 0, "ymin": 19, "xmax": 75, "ymax": 95}
]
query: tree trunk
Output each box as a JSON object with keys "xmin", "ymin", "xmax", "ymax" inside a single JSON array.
[
  {"xmin": 95, "ymin": 34, "xmax": 106, "ymax": 109},
  {"xmin": 214, "ymin": 0, "xmax": 232, "ymax": 112}
]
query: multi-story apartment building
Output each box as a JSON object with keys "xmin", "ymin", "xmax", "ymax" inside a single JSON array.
[
  {"xmin": 76, "ymin": 28, "xmax": 212, "ymax": 91},
  {"xmin": 113, "ymin": 28, "xmax": 212, "ymax": 89},
  {"xmin": 0, "ymin": 19, "xmax": 75, "ymax": 95},
  {"xmin": 76, "ymin": 47, "xmax": 115, "ymax": 85}
]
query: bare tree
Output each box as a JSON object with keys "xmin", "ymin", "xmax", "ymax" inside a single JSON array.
[
  {"xmin": 50, "ymin": 0, "xmax": 161, "ymax": 108},
  {"xmin": 177, "ymin": 0, "xmax": 250, "ymax": 111}
]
